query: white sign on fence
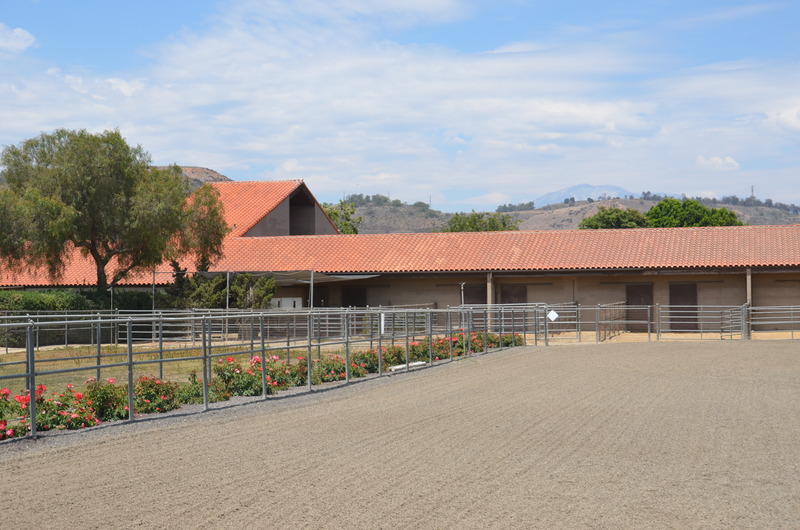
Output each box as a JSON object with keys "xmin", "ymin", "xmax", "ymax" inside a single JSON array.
[{"xmin": 547, "ymin": 310, "xmax": 559, "ymax": 322}]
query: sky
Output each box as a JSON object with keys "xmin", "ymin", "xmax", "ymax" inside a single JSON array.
[{"xmin": 1, "ymin": 0, "xmax": 799, "ymax": 211}]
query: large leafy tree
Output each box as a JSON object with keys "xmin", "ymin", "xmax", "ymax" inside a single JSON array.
[
  {"xmin": 323, "ymin": 200, "xmax": 362, "ymax": 234},
  {"xmin": 579, "ymin": 199, "xmax": 743, "ymax": 229},
  {"xmin": 0, "ymin": 129, "xmax": 228, "ymax": 289},
  {"xmin": 578, "ymin": 206, "xmax": 648, "ymax": 229},
  {"xmin": 645, "ymin": 198, "xmax": 742, "ymax": 227},
  {"xmin": 441, "ymin": 211, "xmax": 519, "ymax": 232}
]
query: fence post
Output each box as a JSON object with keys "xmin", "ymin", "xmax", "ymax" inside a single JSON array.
[
  {"xmin": 158, "ymin": 313, "xmax": 164, "ymax": 381},
  {"xmin": 96, "ymin": 314, "xmax": 102, "ymax": 381},
  {"xmin": 656, "ymin": 304, "xmax": 661, "ymax": 341},
  {"xmin": 576, "ymin": 304, "xmax": 581, "ymax": 343},
  {"xmin": 345, "ymin": 311, "xmax": 351, "ymax": 383},
  {"xmin": 404, "ymin": 311, "xmax": 410, "ymax": 370},
  {"xmin": 742, "ymin": 305, "xmax": 749, "ymax": 340},
  {"xmin": 378, "ymin": 312, "xmax": 384, "ymax": 375},
  {"xmin": 26, "ymin": 321, "xmax": 37, "ymax": 439},
  {"xmin": 544, "ymin": 307, "xmax": 549, "ymax": 347},
  {"xmin": 595, "ymin": 305, "xmax": 600, "ymax": 343},
  {"xmin": 466, "ymin": 309, "xmax": 472, "ymax": 355},
  {"xmin": 126, "ymin": 319, "xmax": 135, "ymax": 422},
  {"xmin": 427, "ymin": 311, "xmax": 433, "ymax": 364},
  {"xmin": 647, "ymin": 306, "xmax": 651, "ymax": 343},
  {"xmin": 261, "ymin": 315, "xmax": 269, "ymax": 400},
  {"xmin": 201, "ymin": 317, "xmax": 209, "ymax": 411},
  {"xmin": 482, "ymin": 307, "xmax": 488, "ymax": 354},
  {"xmin": 306, "ymin": 313, "xmax": 313, "ymax": 392}
]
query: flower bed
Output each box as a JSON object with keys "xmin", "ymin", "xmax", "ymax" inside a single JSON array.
[{"xmin": 0, "ymin": 332, "xmax": 523, "ymax": 440}]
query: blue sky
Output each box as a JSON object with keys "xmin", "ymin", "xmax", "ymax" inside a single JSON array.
[{"xmin": 1, "ymin": 0, "xmax": 799, "ymax": 210}]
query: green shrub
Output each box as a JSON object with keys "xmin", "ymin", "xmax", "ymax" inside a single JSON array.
[
  {"xmin": 133, "ymin": 376, "xmax": 180, "ymax": 414},
  {"xmin": 85, "ymin": 378, "xmax": 129, "ymax": 422},
  {"xmin": 0, "ymin": 290, "xmax": 94, "ymax": 312},
  {"xmin": 36, "ymin": 384, "xmax": 100, "ymax": 431}
]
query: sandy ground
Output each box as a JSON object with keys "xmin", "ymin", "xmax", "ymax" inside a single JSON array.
[{"xmin": 2, "ymin": 340, "xmax": 799, "ymax": 529}]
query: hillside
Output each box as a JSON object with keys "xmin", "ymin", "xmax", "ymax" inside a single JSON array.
[
  {"xmin": 357, "ymin": 198, "xmax": 800, "ymax": 233},
  {"xmin": 153, "ymin": 166, "xmax": 232, "ymax": 190}
]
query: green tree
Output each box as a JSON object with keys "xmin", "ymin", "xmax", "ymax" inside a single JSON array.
[
  {"xmin": 323, "ymin": 200, "xmax": 362, "ymax": 234},
  {"xmin": 441, "ymin": 211, "xmax": 519, "ymax": 232},
  {"xmin": 646, "ymin": 198, "xmax": 743, "ymax": 227},
  {"xmin": 578, "ymin": 206, "xmax": 648, "ymax": 229},
  {"xmin": 179, "ymin": 273, "xmax": 275, "ymax": 309},
  {"xmin": 0, "ymin": 129, "xmax": 228, "ymax": 289},
  {"xmin": 171, "ymin": 184, "xmax": 229, "ymax": 271}
]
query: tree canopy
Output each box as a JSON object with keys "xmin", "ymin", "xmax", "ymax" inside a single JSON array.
[
  {"xmin": 0, "ymin": 129, "xmax": 229, "ymax": 289},
  {"xmin": 323, "ymin": 200, "xmax": 362, "ymax": 234},
  {"xmin": 578, "ymin": 206, "xmax": 648, "ymax": 229},
  {"xmin": 579, "ymin": 199, "xmax": 743, "ymax": 229},
  {"xmin": 645, "ymin": 198, "xmax": 743, "ymax": 227},
  {"xmin": 441, "ymin": 211, "xmax": 519, "ymax": 232}
]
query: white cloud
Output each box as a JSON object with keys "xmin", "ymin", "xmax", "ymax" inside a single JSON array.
[
  {"xmin": 696, "ymin": 155, "xmax": 740, "ymax": 171},
  {"xmin": 106, "ymin": 78, "xmax": 146, "ymax": 97},
  {"xmin": 0, "ymin": 23, "xmax": 35, "ymax": 53},
  {"xmin": 1, "ymin": 1, "xmax": 800, "ymax": 208},
  {"xmin": 770, "ymin": 103, "xmax": 800, "ymax": 131}
]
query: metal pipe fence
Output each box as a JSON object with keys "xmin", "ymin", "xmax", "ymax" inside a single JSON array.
[{"xmin": 3, "ymin": 303, "xmax": 800, "ymax": 441}]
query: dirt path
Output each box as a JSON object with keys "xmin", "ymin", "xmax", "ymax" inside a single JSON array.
[{"xmin": 2, "ymin": 341, "xmax": 799, "ymax": 529}]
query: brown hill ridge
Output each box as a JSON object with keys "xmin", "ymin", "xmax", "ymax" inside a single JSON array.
[{"xmin": 153, "ymin": 166, "xmax": 232, "ymax": 190}]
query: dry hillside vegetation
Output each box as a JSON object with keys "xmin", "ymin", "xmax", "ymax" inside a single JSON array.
[{"xmin": 359, "ymin": 199, "xmax": 800, "ymax": 233}]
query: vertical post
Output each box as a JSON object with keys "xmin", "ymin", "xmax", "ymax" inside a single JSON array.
[
  {"xmin": 404, "ymin": 312, "xmax": 410, "ymax": 371},
  {"xmin": 26, "ymin": 322, "xmax": 37, "ymax": 439},
  {"xmin": 377, "ymin": 312, "xmax": 383, "ymax": 376},
  {"xmin": 369, "ymin": 312, "xmax": 374, "ymax": 351},
  {"xmin": 466, "ymin": 309, "xmax": 472, "ymax": 355},
  {"xmin": 595, "ymin": 305, "xmax": 600, "ymax": 344},
  {"xmin": 742, "ymin": 305, "xmax": 749, "ymax": 340},
  {"xmin": 201, "ymin": 317, "xmax": 209, "ymax": 411},
  {"xmin": 306, "ymin": 313, "xmax": 313, "ymax": 392},
  {"xmin": 158, "ymin": 313, "xmax": 164, "ymax": 380},
  {"xmin": 96, "ymin": 314, "xmax": 102, "ymax": 381},
  {"xmin": 345, "ymin": 312, "xmax": 351, "ymax": 383},
  {"xmin": 544, "ymin": 307, "xmax": 549, "ymax": 346},
  {"xmin": 647, "ymin": 306, "xmax": 651, "ymax": 343},
  {"xmin": 261, "ymin": 315, "xmax": 269, "ymax": 400},
  {"xmin": 250, "ymin": 315, "xmax": 255, "ymax": 352},
  {"xmin": 656, "ymin": 304, "xmax": 661, "ymax": 341},
  {"xmin": 427, "ymin": 311, "xmax": 433, "ymax": 364},
  {"xmin": 484, "ymin": 307, "xmax": 489, "ymax": 354},
  {"xmin": 576, "ymin": 304, "xmax": 582, "ymax": 343},
  {"xmin": 499, "ymin": 307, "xmax": 505, "ymax": 350},
  {"xmin": 126, "ymin": 319, "xmax": 135, "ymax": 422},
  {"xmin": 509, "ymin": 308, "xmax": 515, "ymax": 348},
  {"xmin": 447, "ymin": 310, "xmax": 453, "ymax": 360}
]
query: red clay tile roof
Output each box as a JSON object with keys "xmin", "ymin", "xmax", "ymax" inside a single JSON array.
[
  {"xmin": 211, "ymin": 224, "xmax": 800, "ymax": 275},
  {"xmin": 2, "ymin": 225, "xmax": 800, "ymax": 287},
  {"xmin": 210, "ymin": 180, "xmax": 305, "ymax": 237}
]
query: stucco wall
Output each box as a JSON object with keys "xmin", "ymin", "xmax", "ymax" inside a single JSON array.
[
  {"xmin": 272, "ymin": 270, "xmax": 800, "ymax": 311},
  {"xmin": 244, "ymin": 200, "xmax": 290, "ymax": 236}
]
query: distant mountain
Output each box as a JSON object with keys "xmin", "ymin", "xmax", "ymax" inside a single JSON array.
[{"xmin": 534, "ymin": 184, "xmax": 638, "ymax": 207}]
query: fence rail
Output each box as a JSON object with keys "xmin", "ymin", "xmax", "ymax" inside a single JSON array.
[{"xmin": 3, "ymin": 303, "xmax": 800, "ymax": 442}]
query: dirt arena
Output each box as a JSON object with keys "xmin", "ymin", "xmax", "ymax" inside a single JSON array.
[{"xmin": 2, "ymin": 340, "xmax": 799, "ymax": 528}]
